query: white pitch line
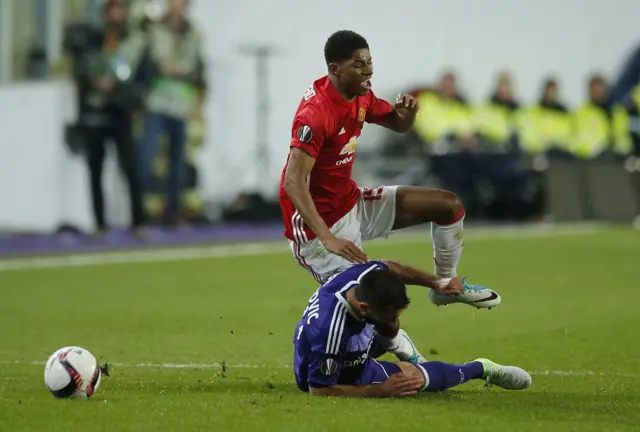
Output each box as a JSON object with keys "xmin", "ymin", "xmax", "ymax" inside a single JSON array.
[
  {"xmin": 530, "ymin": 370, "xmax": 640, "ymax": 378},
  {"xmin": 1, "ymin": 360, "xmax": 638, "ymax": 378},
  {"xmin": 0, "ymin": 223, "xmax": 604, "ymax": 273}
]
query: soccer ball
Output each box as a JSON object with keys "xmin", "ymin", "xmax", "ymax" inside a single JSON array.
[{"xmin": 44, "ymin": 346, "xmax": 102, "ymax": 399}]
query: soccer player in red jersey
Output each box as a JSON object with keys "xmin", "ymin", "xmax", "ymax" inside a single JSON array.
[{"xmin": 280, "ymin": 30, "xmax": 500, "ymax": 314}]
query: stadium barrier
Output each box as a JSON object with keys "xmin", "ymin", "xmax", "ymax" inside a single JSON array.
[
  {"xmin": 544, "ymin": 158, "xmax": 640, "ymax": 222},
  {"xmin": 431, "ymin": 154, "xmax": 640, "ymax": 222}
]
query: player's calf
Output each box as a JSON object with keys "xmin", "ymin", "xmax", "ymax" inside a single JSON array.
[{"xmin": 407, "ymin": 358, "xmax": 531, "ymax": 393}]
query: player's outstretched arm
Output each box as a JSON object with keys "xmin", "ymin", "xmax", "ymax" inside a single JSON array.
[
  {"xmin": 309, "ymin": 373, "xmax": 422, "ymax": 398},
  {"xmin": 284, "ymin": 148, "xmax": 368, "ymax": 264},
  {"xmin": 378, "ymin": 94, "xmax": 419, "ymax": 133},
  {"xmin": 382, "ymin": 260, "xmax": 463, "ymax": 296}
]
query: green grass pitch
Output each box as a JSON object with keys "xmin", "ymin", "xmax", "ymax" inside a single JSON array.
[{"xmin": 0, "ymin": 226, "xmax": 638, "ymax": 431}]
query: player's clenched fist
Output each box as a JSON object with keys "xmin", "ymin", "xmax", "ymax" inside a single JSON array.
[
  {"xmin": 322, "ymin": 237, "xmax": 369, "ymax": 264},
  {"xmin": 376, "ymin": 372, "xmax": 423, "ymax": 397}
]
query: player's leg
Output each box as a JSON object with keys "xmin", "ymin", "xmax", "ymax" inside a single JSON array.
[
  {"xmin": 289, "ymin": 205, "xmax": 362, "ymax": 283},
  {"xmin": 393, "ymin": 186, "xmax": 465, "ymax": 278},
  {"xmin": 395, "ymin": 359, "xmax": 531, "ymax": 393},
  {"xmin": 358, "ymin": 358, "xmax": 529, "ymax": 394},
  {"xmin": 360, "ymin": 185, "xmax": 500, "ymax": 309},
  {"xmin": 353, "ymin": 186, "xmax": 465, "ymax": 274},
  {"xmin": 355, "ymin": 355, "xmax": 531, "ymax": 396},
  {"xmin": 354, "ymin": 359, "xmax": 404, "ymax": 386},
  {"xmin": 370, "ymin": 328, "xmax": 427, "ymax": 364}
]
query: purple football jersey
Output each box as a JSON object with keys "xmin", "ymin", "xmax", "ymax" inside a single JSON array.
[{"xmin": 293, "ymin": 261, "xmax": 389, "ymax": 391}]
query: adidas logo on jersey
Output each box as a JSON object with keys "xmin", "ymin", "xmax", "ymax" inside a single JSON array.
[{"xmin": 338, "ymin": 127, "xmax": 346, "ymax": 135}]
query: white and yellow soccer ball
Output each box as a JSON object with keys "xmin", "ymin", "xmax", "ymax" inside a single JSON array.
[{"xmin": 44, "ymin": 347, "xmax": 102, "ymax": 399}]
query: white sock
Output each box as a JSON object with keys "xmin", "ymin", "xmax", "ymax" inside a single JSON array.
[
  {"xmin": 373, "ymin": 329, "xmax": 426, "ymax": 363},
  {"xmin": 430, "ymin": 215, "xmax": 464, "ymax": 278}
]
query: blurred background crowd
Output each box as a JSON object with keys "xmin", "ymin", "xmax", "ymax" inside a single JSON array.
[
  {"xmin": 1, "ymin": 0, "xmax": 640, "ymax": 253},
  {"xmin": 370, "ymin": 68, "xmax": 640, "ymax": 222}
]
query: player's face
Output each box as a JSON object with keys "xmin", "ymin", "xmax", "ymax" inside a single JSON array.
[
  {"xmin": 362, "ymin": 305, "xmax": 404, "ymax": 328},
  {"xmin": 332, "ymin": 48, "xmax": 373, "ymax": 97}
]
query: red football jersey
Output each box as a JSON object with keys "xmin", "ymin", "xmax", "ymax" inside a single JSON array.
[{"xmin": 280, "ymin": 76, "xmax": 393, "ymax": 243}]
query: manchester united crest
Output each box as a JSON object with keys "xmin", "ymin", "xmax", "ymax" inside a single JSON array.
[{"xmin": 357, "ymin": 107, "xmax": 366, "ymax": 123}]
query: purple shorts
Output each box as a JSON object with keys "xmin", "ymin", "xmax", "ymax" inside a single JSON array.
[
  {"xmin": 295, "ymin": 358, "xmax": 402, "ymax": 392},
  {"xmin": 353, "ymin": 359, "xmax": 402, "ymax": 385}
]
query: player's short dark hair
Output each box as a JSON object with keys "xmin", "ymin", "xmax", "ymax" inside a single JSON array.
[
  {"xmin": 355, "ymin": 270, "xmax": 410, "ymax": 311},
  {"xmin": 324, "ymin": 30, "xmax": 369, "ymax": 65}
]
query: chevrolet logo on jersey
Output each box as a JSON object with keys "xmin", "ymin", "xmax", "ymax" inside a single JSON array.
[{"xmin": 339, "ymin": 137, "xmax": 358, "ymax": 155}]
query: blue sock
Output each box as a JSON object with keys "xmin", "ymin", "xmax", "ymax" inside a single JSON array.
[{"xmin": 417, "ymin": 361, "xmax": 484, "ymax": 392}]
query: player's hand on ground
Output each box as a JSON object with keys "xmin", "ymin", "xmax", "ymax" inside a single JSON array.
[
  {"xmin": 378, "ymin": 372, "xmax": 423, "ymax": 397},
  {"xmin": 322, "ymin": 237, "xmax": 369, "ymax": 264},
  {"xmin": 394, "ymin": 94, "xmax": 419, "ymax": 118},
  {"xmin": 433, "ymin": 277, "xmax": 464, "ymax": 296}
]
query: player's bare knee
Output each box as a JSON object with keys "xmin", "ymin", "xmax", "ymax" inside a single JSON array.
[
  {"xmin": 421, "ymin": 188, "xmax": 464, "ymax": 225},
  {"xmin": 437, "ymin": 189, "xmax": 463, "ymax": 221},
  {"xmin": 396, "ymin": 361, "xmax": 426, "ymax": 386},
  {"xmin": 400, "ymin": 186, "xmax": 463, "ymax": 224}
]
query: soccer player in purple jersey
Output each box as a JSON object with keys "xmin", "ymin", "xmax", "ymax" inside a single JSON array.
[{"xmin": 293, "ymin": 261, "xmax": 531, "ymax": 397}]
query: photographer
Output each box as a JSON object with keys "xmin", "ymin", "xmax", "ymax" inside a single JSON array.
[{"xmin": 65, "ymin": 0, "xmax": 145, "ymax": 236}]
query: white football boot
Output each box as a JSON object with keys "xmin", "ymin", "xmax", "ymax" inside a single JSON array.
[
  {"xmin": 429, "ymin": 277, "xmax": 501, "ymax": 309},
  {"xmin": 475, "ymin": 358, "xmax": 532, "ymax": 390}
]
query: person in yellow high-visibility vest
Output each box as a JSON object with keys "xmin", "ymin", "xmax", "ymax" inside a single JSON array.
[
  {"xmin": 571, "ymin": 75, "xmax": 631, "ymax": 159},
  {"xmin": 413, "ymin": 71, "xmax": 476, "ymax": 150},
  {"xmin": 472, "ymin": 72, "xmax": 520, "ymax": 152},
  {"xmin": 412, "ymin": 71, "xmax": 478, "ymax": 213},
  {"xmin": 517, "ymin": 78, "xmax": 572, "ymax": 157}
]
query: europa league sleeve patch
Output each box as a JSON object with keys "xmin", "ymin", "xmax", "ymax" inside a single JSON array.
[
  {"xmin": 320, "ymin": 357, "xmax": 338, "ymax": 375},
  {"xmin": 296, "ymin": 125, "xmax": 313, "ymax": 143}
]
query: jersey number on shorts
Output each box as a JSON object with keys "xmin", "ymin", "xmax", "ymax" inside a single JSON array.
[{"xmin": 362, "ymin": 187, "xmax": 384, "ymax": 201}]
